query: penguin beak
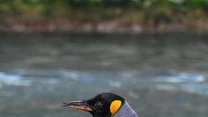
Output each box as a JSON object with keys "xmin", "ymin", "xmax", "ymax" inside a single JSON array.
[{"xmin": 63, "ymin": 101, "xmax": 93, "ymax": 112}]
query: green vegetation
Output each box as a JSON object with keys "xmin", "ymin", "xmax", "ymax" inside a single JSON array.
[
  {"xmin": 1, "ymin": 0, "xmax": 208, "ymax": 19},
  {"xmin": 0, "ymin": 0, "xmax": 208, "ymax": 32}
]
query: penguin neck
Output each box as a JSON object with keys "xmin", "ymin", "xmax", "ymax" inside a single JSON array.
[{"xmin": 113, "ymin": 101, "xmax": 139, "ymax": 117}]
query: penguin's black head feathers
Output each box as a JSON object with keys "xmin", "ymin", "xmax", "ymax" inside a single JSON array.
[
  {"xmin": 86, "ymin": 93, "xmax": 125, "ymax": 117},
  {"xmin": 63, "ymin": 93, "xmax": 125, "ymax": 117}
]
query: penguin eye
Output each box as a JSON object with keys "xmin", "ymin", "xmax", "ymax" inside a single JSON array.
[{"xmin": 94, "ymin": 101, "xmax": 103, "ymax": 109}]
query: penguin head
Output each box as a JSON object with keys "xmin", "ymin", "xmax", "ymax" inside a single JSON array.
[{"xmin": 63, "ymin": 93, "xmax": 126, "ymax": 117}]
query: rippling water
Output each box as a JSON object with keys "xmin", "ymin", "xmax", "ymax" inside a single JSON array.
[{"xmin": 0, "ymin": 33, "xmax": 208, "ymax": 117}]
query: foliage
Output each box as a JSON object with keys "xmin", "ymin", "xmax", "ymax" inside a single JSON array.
[
  {"xmin": 0, "ymin": 0, "xmax": 208, "ymax": 22},
  {"xmin": 0, "ymin": 0, "xmax": 207, "ymax": 10}
]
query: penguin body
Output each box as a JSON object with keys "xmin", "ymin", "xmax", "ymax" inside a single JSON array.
[
  {"xmin": 63, "ymin": 93, "xmax": 139, "ymax": 117},
  {"xmin": 114, "ymin": 101, "xmax": 138, "ymax": 117}
]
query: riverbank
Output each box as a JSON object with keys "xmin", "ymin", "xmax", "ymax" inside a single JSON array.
[
  {"xmin": 2, "ymin": 11, "xmax": 208, "ymax": 34},
  {"xmin": 1, "ymin": 17, "xmax": 208, "ymax": 34},
  {"xmin": 1, "ymin": 0, "xmax": 208, "ymax": 33},
  {"xmin": 1, "ymin": 7, "xmax": 208, "ymax": 33}
]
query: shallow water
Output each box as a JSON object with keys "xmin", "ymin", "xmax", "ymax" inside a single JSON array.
[{"xmin": 0, "ymin": 33, "xmax": 208, "ymax": 117}]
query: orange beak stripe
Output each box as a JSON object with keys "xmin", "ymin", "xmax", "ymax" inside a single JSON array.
[{"xmin": 68, "ymin": 105, "xmax": 93, "ymax": 111}]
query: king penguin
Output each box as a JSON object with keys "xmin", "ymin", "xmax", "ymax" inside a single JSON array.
[{"xmin": 63, "ymin": 93, "xmax": 139, "ymax": 117}]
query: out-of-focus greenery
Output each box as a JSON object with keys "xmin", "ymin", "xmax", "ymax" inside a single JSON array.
[
  {"xmin": 0, "ymin": 0, "xmax": 207, "ymax": 9},
  {"xmin": 0, "ymin": 0, "xmax": 208, "ymax": 10},
  {"xmin": 0, "ymin": 0, "xmax": 208, "ymax": 23}
]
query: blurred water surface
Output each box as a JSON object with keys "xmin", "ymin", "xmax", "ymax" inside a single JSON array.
[{"xmin": 0, "ymin": 33, "xmax": 208, "ymax": 117}]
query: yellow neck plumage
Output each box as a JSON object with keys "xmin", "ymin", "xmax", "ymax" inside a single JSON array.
[{"xmin": 110, "ymin": 100, "xmax": 122, "ymax": 116}]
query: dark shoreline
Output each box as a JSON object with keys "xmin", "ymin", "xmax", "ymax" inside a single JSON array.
[
  {"xmin": 1, "ymin": 31, "xmax": 208, "ymax": 38},
  {"xmin": 1, "ymin": 18, "xmax": 208, "ymax": 34}
]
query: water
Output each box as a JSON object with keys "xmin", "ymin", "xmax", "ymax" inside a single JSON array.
[{"xmin": 0, "ymin": 33, "xmax": 208, "ymax": 117}]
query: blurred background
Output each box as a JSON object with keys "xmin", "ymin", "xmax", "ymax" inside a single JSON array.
[{"xmin": 0, "ymin": 0, "xmax": 208, "ymax": 117}]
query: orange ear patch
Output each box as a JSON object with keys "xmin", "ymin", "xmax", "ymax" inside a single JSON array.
[{"xmin": 110, "ymin": 100, "xmax": 122, "ymax": 116}]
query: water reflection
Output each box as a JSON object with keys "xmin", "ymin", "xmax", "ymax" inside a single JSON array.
[
  {"xmin": 0, "ymin": 70, "xmax": 207, "ymax": 98},
  {"xmin": 0, "ymin": 33, "xmax": 208, "ymax": 117},
  {"xmin": 0, "ymin": 69, "xmax": 208, "ymax": 117}
]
